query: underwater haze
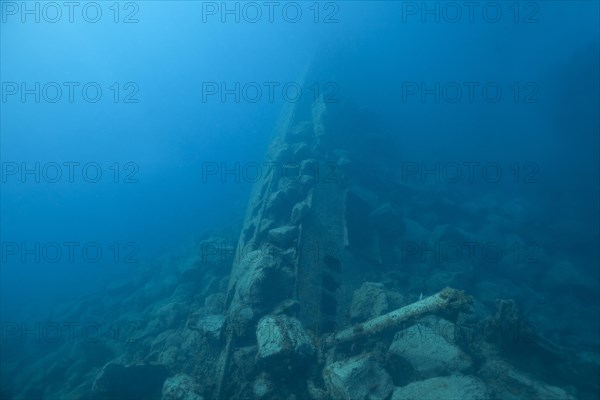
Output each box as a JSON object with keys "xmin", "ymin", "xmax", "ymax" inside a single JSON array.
[{"xmin": 1, "ymin": 1, "xmax": 599, "ymax": 399}]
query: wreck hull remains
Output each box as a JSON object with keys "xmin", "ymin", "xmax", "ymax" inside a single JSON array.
[
  {"xmin": 208, "ymin": 65, "xmax": 586, "ymax": 399},
  {"xmin": 214, "ymin": 66, "xmax": 472, "ymax": 398}
]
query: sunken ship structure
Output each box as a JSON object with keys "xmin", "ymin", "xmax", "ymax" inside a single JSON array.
[{"xmin": 2, "ymin": 65, "xmax": 598, "ymax": 400}]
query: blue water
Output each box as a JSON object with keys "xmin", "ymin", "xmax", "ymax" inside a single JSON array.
[{"xmin": 1, "ymin": 1, "xmax": 599, "ymax": 399}]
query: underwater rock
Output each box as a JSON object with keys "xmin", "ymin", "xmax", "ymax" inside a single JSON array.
[
  {"xmin": 496, "ymin": 247, "xmax": 547, "ymax": 285},
  {"xmin": 369, "ymin": 203, "xmax": 404, "ymax": 236},
  {"xmin": 277, "ymin": 161, "xmax": 315, "ymax": 194},
  {"xmin": 144, "ymin": 300, "xmax": 188, "ymax": 335},
  {"xmin": 229, "ymin": 305, "xmax": 258, "ymax": 341},
  {"xmin": 203, "ymin": 292, "xmax": 225, "ymax": 314},
  {"xmin": 253, "ymin": 374, "xmax": 275, "ymax": 399},
  {"xmin": 272, "ymin": 298, "xmax": 301, "ymax": 316},
  {"xmin": 121, "ymin": 274, "xmax": 178, "ymax": 310},
  {"xmin": 234, "ymin": 250, "xmax": 294, "ymax": 309},
  {"xmin": 480, "ymin": 358, "xmax": 575, "ymax": 400},
  {"xmin": 271, "ymin": 143, "xmax": 291, "ymax": 163},
  {"xmin": 388, "ymin": 322, "xmax": 472, "ymax": 378},
  {"xmin": 474, "ymin": 279, "xmax": 523, "ymax": 307},
  {"xmin": 424, "ymin": 267, "xmax": 470, "ymax": 294},
  {"xmin": 268, "ymin": 225, "xmax": 299, "ymax": 244},
  {"xmin": 224, "ymin": 345, "xmax": 258, "ymax": 396},
  {"xmin": 571, "ymin": 351, "xmax": 600, "ymax": 397},
  {"xmin": 400, "ymin": 217, "xmax": 430, "ymax": 243},
  {"xmin": 256, "ymin": 315, "xmax": 315, "ymax": 369},
  {"xmin": 350, "ymin": 282, "xmax": 389, "ymax": 323},
  {"xmin": 299, "ymin": 158, "xmax": 319, "ymax": 173},
  {"xmin": 429, "ymin": 224, "xmax": 470, "ymax": 244},
  {"xmin": 177, "ymin": 254, "xmax": 207, "ymax": 281},
  {"xmin": 266, "ymin": 190, "xmax": 288, "ymax": 214},
  {"xmin": 290, "ymin": 201, "xmax": 311, "ymax": 225},
  {"xmin": 162, "ymin": 374, "xmax": 203, "ymax": 400},
  {"xmin": 199, "ymin": 273, "xmax": 221, "ymax": 299},
  {"xmin": 150, "ymin": 328, "xmax": 178, "ymax": 350},
  {"xmin": 306, "ymin": 380, "xmax": 329, "ymax": 400},
  {"xmin": 323, "ymin": 353, "xmax": 394, "ymax": 400},
  {"xmin": 157, "ymin": 345, "xmax": 180, "ymax": 368},
  {"xmin": 295, "ymin": 174, "xmax": 315, "ymax": 192},
  {"xmin": 333, "ymin": 149, "xmax": 352, "ymax": 168},
  {"xmin": 282, "ymin": 184, "xmax": 305, "ymax": 206},
  {"xmin": 256, "ymin": 216, "xmax": 277, "ymax": 234},
  {"xmin": 542, "ymin": 261, "xmax": 599, "ymax": 297},
  {"xmin": 291, "ymin": 142, "xmax": 311, "ymax": 161},
  {"xmin": 391, "ymin": 375, "xmax": 489, "ymax": 400},
  {"xmin": 194, "ymin": 314, "xmax": 226, "ymax": 342},
  {"xmin": 92, "ymin": 362, "xmax": 168, "ymax": 399},
  {"xmin": 180, "ymin": 266, "xmax": 205, "ymax": 284},
  {"xmin": 286, "ymin": 121, "xmax": 313, "ymax": 143}
]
